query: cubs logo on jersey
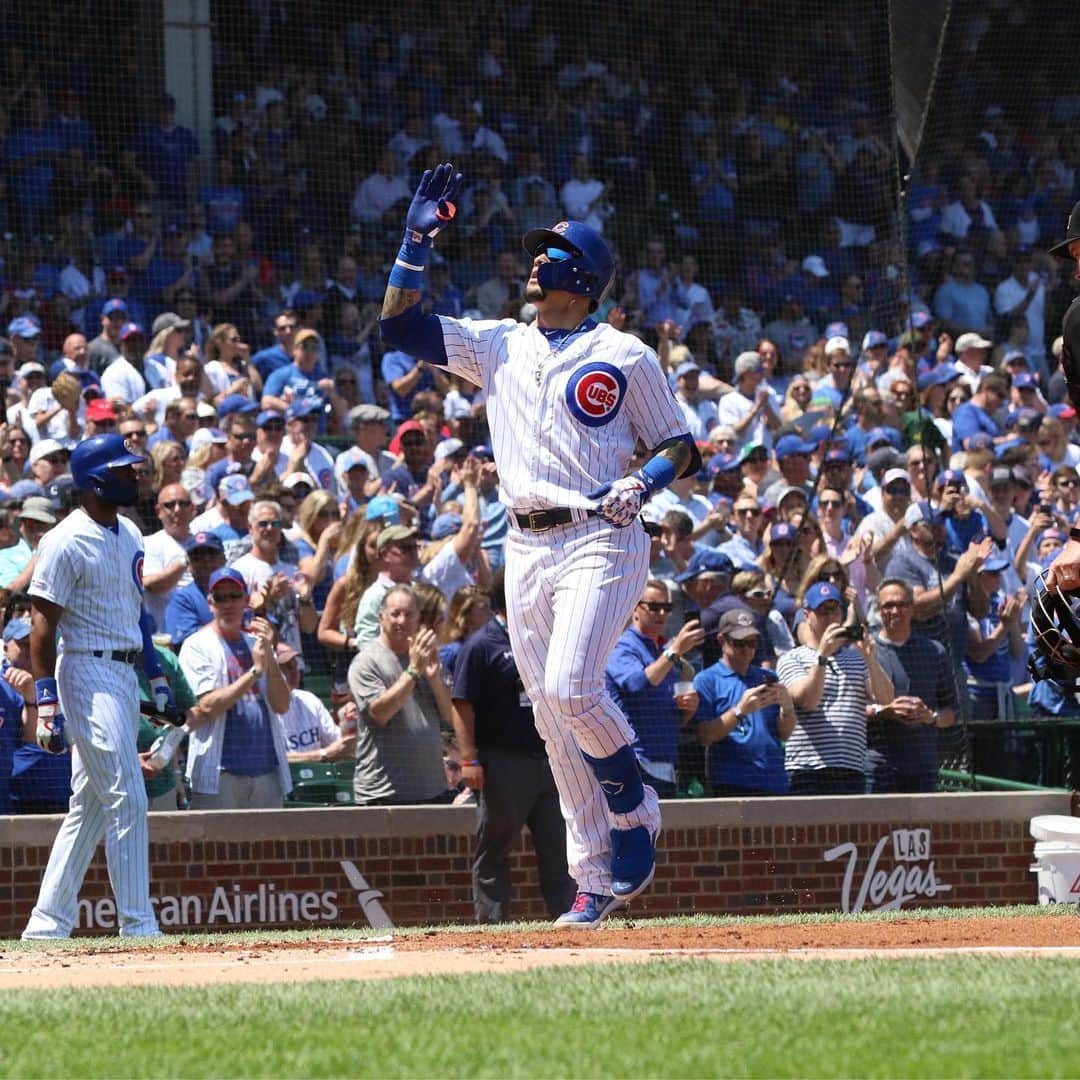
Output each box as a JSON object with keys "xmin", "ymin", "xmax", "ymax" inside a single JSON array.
[
  {"xmin": 131, "ymin": 552, "xmax": 144, "ymax": 595},
  {"xmin": 565, "ymin": 362, "xmax": 627, "ymax": 428}
]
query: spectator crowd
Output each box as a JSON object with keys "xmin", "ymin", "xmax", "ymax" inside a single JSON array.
[{"xmin": 0, "ymin": 3, "xmax": 1078, "ymax": 857}]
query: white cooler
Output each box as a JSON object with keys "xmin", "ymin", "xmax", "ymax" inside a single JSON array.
[{"xmin": 1029, "ymin": 815, "xmax": 1080, "ymax": 905}]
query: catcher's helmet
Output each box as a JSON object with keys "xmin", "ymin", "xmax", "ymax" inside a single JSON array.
[
  {"xmin": 1029, "ymin": 573, "xmax": 1080, "ymax": 685},
  {"xmin": 522, "ymin": 220, "xmax": 616, "ymax": 309},
  {"xmin": 70, "ymin": 433, "xmax": 145, "ymax": 505}
]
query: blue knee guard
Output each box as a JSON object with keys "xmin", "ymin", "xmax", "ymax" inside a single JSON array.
[{"xmin": 580, "ymin": 745, "xmax": 645, "ymax": 814}]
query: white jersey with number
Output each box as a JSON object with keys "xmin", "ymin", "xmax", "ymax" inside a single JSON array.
[
  {"xmin": 439, "ymin": 317, "xmax": 687, "ymax": 510},
  {"xmin": 29, "ymin": 508, "xmax": 145, "ymax": 653}
]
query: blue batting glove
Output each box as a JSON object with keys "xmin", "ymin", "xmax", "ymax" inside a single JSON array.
[
  {"xmin": 404, "ymin": 162, "xmax": 464, "ymax": 246},
  {"xmin": 35, "ymin": 676, "xmax": 67, "ymax": 754}
]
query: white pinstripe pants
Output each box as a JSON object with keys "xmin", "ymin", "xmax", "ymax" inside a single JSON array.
[
  {"xmin": 505, "ymin": 517, "xmax": 660, "ymax": 895},
  {"xmin": 23, "ymin": 655, "xmax": 158, "ymax": 939}
]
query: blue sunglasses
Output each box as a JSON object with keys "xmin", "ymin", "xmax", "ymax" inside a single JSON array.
[{"xmin": 545, "ymin": 247, "xmax": 572, "ymax": 261}]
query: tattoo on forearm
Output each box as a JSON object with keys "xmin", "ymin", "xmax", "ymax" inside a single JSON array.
[{"xmin": 381, "ymin": 285, "xmax": 421, "ymax": 319}]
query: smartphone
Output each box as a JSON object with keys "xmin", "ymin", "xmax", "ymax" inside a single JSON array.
[
  {"xmin": 841, "ymin": 623, "xmax": 864, "ymax": 642},
  {"xmin": 759, "ymin": 670, "xmax": 779, "ymax": 686},
  {"xmin": 683, "ymin": 609, "xmax": 701, "ymax": 627}
]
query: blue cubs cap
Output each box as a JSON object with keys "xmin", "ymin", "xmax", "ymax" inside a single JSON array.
[
  {"xmin": 674, "ymin": 360, "xmax": 701, "ymax": 379},
  {"xmin": 7, "ymin": 316, "xmax": 40, "ymax": 339},
  {"xmin": 862, "ymin": 329, "xmax": 888, "ymax": 350},
  {"xmin": 257, "ymin": 409, "xmax": 283, "ymax": 427},
  {"xmin": 917, "ymin": 364, "xmax": 961, "ymax": 391},
  {"xmin": 364, "ymin": 494, "xmax": 401, "ymax": 524},
  {"xmin": 2, "ymin": 617, "xmax": 30, "ymax": 643},
  {"xmin": 1011, "ymin": 408, "xmax": 1042, "ymax": 433},
  {"xmin": 431, "ymin": 512, "xmax": 463, "ymax": 540},
  {"xmin": 675, "ymin": 548, "xmax": 735, "ymax": 583},
  {"xmin": 935, "ymin": 469, "xmax": 968, "ymax": 488},
  {"xmin": 1013, "ymin": 372, "xmax": 1039, "ymax": 390},
  {"xmin": 979, "ymin": 553, "xmax": 1011, "ymax": 573},
  {"xmin": 823, "ymin": 446, "xmax": 853, "ymax": 465},
  {"xmin": 184, "ymin": 530, "xmax": 225, "ymax": 554},
  {"xmin": 774, "ymin": 434, "xmax": 816, "ymax": 460},
  {"xmin": 804, "ymin": 581, "xmax": 843, "ymax": 610},
  {"xmin": 1002, "ymin": 348, "xmax": 1029, "ymax": 367},
  {"xmin": 825, "ymin": 321, "xmax": 849, "ymax": 339},
  {"xmin": 218, "ymin": 474, "xmax": 254, "ymax": 505},
  {"xmin": 963, "ymin": 432, "xmax": 994, "ymax": 451},
  {"xmin": 218, "ymin": 394, "xmax": 259, "ymax": 418},
  {"xmin": 993, "ymin": 437, "xmax": 1024, "ymax": 459},
  {"xmin": 6, "ymin": 479, "xmax": 44, "ymax": 500},
  {"xmin": 119, "ymin": 321, "xmax": 144, "ymax": 340},
  {"xmin": 707, "ymin": 452, "xmax": 742, "ymax": 475},
  {"xmin": 469, "ymin": 444, "xmax": 494, "ymax": 460},
  {"xmin": 102, "ymin": 298, "xmax": 128, "ymax": 316},
  {"xmin": 339, "ymin": 446, "xmax": 373, "ymax": 472},
  {"xmin": 867, "ymin": 426, "xmax": 902, "ymax": 449},
  {"xmin": 911, "ymin": 311, "xmax": 933, "ymax": 329},
  {"xmin": 768, "ymin": 521, "xmax": 798, "ymax": 544},
  {"xmin": 286, "ymin": 398, "xmax": 322, "ymax": 420},
  {"xmin": 208, "ymin": 567, "xmax": 247, "ymax": 593}
]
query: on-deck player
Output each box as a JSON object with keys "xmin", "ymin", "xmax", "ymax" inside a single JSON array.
[
  {"xmin": 22, "ymin": 433, "xmax": 176, "ymax": 939},
  {"xmin": 380, "ymin": 164, "xmax": 700, "ymax": 927}
]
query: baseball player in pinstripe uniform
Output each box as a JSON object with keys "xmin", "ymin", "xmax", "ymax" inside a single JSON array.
[
  {"xmin": 381, "ymin": 164, "xmax": 700, "ymax": 927},
  {"xmin": 22, "ymin": 433, "xmax": 177, "ymax": 939}
]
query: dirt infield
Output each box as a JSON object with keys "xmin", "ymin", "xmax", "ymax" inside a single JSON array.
[{"xmin": 2, "ymin": 914, "xmax": 1079, "ymax": 990}]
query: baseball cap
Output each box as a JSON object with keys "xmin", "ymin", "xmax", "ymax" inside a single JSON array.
[
  {"xmin": 1011, "ymin": 408, "xmax": 1042, "ymax": 434},
  {"xmin": 882, "ymin": 468, "xmax": 911, "ymax": 489},
  {"xmin": 866, "ymin": 447, "xmax": 905, "ymax": 473},
  {"xmin": 804, "ymin": 581, "xmax": 843, "ymax": 610},
  {"xmin": 824, "ymin": 321, "xmax": 849, "ymax": 339},
  {"xmin": 675, "ymin": 548, "xmax": 735, "ymax": 583},
  {"xmin": 911, "ymin": 311, "xmax": 934, "ymax": 329},
  {"xmin": 85, "ymin": 398, "xmax": 117, "ymax": 422},
  {"xmin": 7, "ymin": 316, "xmax": 40, "ymax": 339},
  {"xmin": 16, "ymin": 496, "xmax": 57, "ymax": 526},
  {"xmin": 979, "ymin": 553, "xmax": 1011, "ymax": 573},
  {"xmin": 257, "ymin": 409, "xmax": 284, "ymax": 428},
  {"xmin": 274, "ymin": 641, "xmax": 300, "ymax": 665},
  {"xmin": 867, "ymin": 426, "xmax": 902, "ymax": 450},
  {"xmin": 917, "ymin": 364, "xmax": 961, "ymax": 391},
  {"xmin": 935, "ymin": 469, "xmax": 968, "ymax": 489},
  {"xmin": 17, "ymin": 361, "xmax": 45, "ymax": 378},
  {"xmin": 774, "ymin": 434, "xmax": 816, "ymax": 460},
  {"xmin": 218, "ymin": 474, "xmax": 254, "ymax": 506},
  {"xmin": 286, "ymin": 398, "xmax": 323, "ymax": 420},
  {"xmin": 469, "ymin": 444, "xmax": 494, "ymax": 460},
  {"xmin": 823, "ymin": 446, "xmax": 853, "ymax": 465},
  {"xmin": 44, "ymin": 475, "xmax": 76, "ymax": 510},
  {"xmin": 773, "ymin": 484, "xmax": 808, "ymax": 507},
  {"xmin": 376, "ymin": 524, "xmax": 418, "ymax": 552},
  {"xmin": 364, "ymin": 494, "xmax": 401, "ymax": 524},
  {"xmin": 339, "ymin": 446, "xmax": 374, "ymax": 473},
  {"xmin": 28, "ymin": 438, "xmax": 66, "ymax": 466},
  {"xmin": 189, "ymin": 428, "xmax": 228, "ymax": 455},
  {"xmin": 348, "ymin": 403, "xmax": 390, "ymax": 426},
  {"xmin": 184, "ymin": 530, "xmax": 225, "ymax": 554},
  {"xmin": 218, "ymin": 394, "xmax": 259, "ymax": 418},
  {"xmin": 1013, "ymin": 372, "xmax": 1039, "ymax": 390},
  {"xmin": 716, "ymin": 608, "xmax": 759, "ymax": 640},
  {"xmin": 904, "ymin": 500, "xmax": 934, "ymax": 528},
  {"xmin": 151, "ymin": 312, "xmax": 190, "ymax": 336},
  {"xmin": 956, "ymin": 332, "xmax": 992, "ymax": 352},
  {"xmin": 862, "ymin": 330, "xmax": 888, "ymax": 350},
  {"xmin": 674, "ymin": 360, "xmax": 701, "ymax": 380},
  {"xmin": 119, "ymin": 321, "xmax": 145, "ymax": 341},
  {"xmin": 707, "ymin": 452, "xmax": 741, "ymax": 475},
  {"xmin": 824, "ymin": 335, "xmax": 850, "ymax": 356},
  {"xmin": 989, "ymin": 466, "xmax": 1014, "ymax": 487},
  {"xmin": 431, "ymin": 512, "xmax": 463, "ymax": 540},
  {"xmin": 1001, "ymin": 348, "xmax": 1029, "ymax": 368},
  {"xmin": 1049, "ymin": 403, "xmax": 1078, "ymax": 421},
  {"xmin": 963, "ymin": 432, "xmax": 994, "ymax": 451},
  {"xmin": 5, "ymin": 479, "xmax": 44, "ymax": 501},
  {"xmin": 101, "ymin": 298, "xmax": 128, "ymax": 317},
  {"xmin": 196, "ymin": 401, "xmax": 218, "ymax": 420},
  {"xmin": 768, "ymin": 521, "xmax": 798, "ymax": 544},
  {"xmin": 801, "ymin": 255, "xmax": 829, "ymax": 278},
  {"xmin": 208, "ymin": 567, "xmax": 247, "ymax": 594},
  {"xmin": 1042, "ymin": 527, "xmax": 1068, "ymax": 544},
  {"xmin": 734, "ymin": 350, "xmax": 763, "ymax": 376},
  {"xmin": 2, "ymin": 616, "xmax": 30, "ymax": 643},
  {"xmin": 434, "ymin": 437, "xmax": 465, "ymax": 462},
  {"xmin": 282, "ymin": 471, "xmax": 317, "ymax": 491}
]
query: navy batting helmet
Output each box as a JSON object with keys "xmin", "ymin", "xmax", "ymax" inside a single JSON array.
[
  {"xmin": 522, "ymin": 220, "xmax": 616, "ymax": 309},
  {"xmin": 70, "ymin": 433, "xmax": 145, "ymax": 505}
]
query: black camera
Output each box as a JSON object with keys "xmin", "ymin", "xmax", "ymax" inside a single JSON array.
[{"xmin": 841, "ymin": 623, "xmax": 864, "ymax": 642}]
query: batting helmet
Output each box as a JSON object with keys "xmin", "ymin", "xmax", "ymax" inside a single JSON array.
[
  {"xmin": 1029, "ymin": 573, "xmax": 1080, "ymax": 686},
  {"xmin": 522, "ymin": 220, "xmax": 616, "ymax": 309},
  {"xmin": 69, "ymin": 433, "xmax": 145, "ymax": 505}
]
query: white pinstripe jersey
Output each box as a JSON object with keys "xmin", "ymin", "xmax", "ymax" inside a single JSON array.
[
  {"xmin": 29, "ymin": 509, "xmax": 145, "ymax": 652},
  {"xmin": 439, "ymin": 317, "xmax": 689, "ymax": 510}
]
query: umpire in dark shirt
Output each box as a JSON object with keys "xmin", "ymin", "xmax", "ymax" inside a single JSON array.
[
  {"xmin": 869, "ymin": 578, "xmax": 958, "ymax": 792},
  {"xmin": 451, "ymin": 569, "xmax": 575, "ymax": 923}
]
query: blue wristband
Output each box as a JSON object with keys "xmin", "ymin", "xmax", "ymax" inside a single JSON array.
[
  {"xmin": 35, "ymin": 677, "xmax": 58, "ymax": 707},
  {"xmin": 388, "ymin": 236, "xmax": 430, "ymax": 290},
  {"xmin": 637, "ymin": 455, "xmax": 678, "ymax": 493}
]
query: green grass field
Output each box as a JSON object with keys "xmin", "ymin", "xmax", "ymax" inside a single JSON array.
[{"xmin": 3, "ymin": 908, "xmax": 1077, "ymax": 1079}]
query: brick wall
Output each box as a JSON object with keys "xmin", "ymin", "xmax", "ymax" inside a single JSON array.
[{"xmin": 0, "ymin": 792, "xmax": 1070, "ymax": 936}]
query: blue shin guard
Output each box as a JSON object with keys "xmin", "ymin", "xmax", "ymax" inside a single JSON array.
[{"xmin": 581, "ymin": 746, "xmax": 657, "ymax": 899}]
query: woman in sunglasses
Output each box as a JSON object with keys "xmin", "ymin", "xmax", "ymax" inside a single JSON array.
[
  {"xmin": 205, "ymin": 322, "xmax": 260, "ymax": 405},
  {"xmin": 730, "ymin": 569, "xmax": 794, "ymax": 665},
  {"xmin": 793, "ymin": 555, "xmax": 869, "ymax": 646},
  {"xmin": 758, "ymin": 520, "xmax": 809, "ymax": 628}
]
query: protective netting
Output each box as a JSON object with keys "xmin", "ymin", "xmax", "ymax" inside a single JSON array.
[{"xmin": 1, "ymin": 0, "xmax": 1076, "ymax": 812}]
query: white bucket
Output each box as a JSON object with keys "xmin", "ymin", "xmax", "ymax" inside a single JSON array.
[{"xmin": 1030, "ymin": 843, "xmax": 1080, "ymax": 905}]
